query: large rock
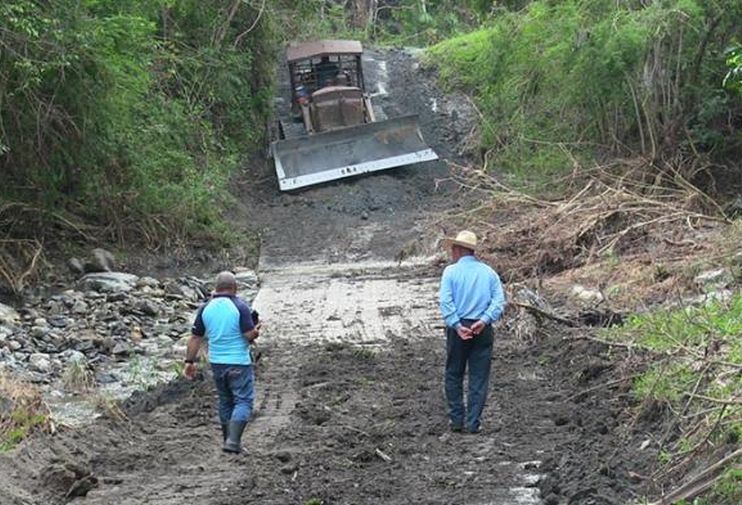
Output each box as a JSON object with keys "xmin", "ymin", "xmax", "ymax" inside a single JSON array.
[
  {"xmin": 694, "ymin": 268, "xmax": 734, "ymax": 293},
  {"xmin": 0, "ymin": 303, "xmax": 19, "ymax": 324},
  {"xmin": 84, "ymin": 248, "xmax": 116, "ymax": 273},
  {"xmin": 79, "ymin": 272, "xmax": 139, "ymax": 293},
  {"xmin": 29, "ymin": 353, "xmax": 52, "ymax": 373},
  {"xmin": 163, "ymin": 279, "xmax": 206, "ymax": 302}
]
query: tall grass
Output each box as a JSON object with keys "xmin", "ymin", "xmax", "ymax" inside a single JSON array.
[{"xmin": 427, "ymin": 0, "xmax": 742, "ymax": 187}]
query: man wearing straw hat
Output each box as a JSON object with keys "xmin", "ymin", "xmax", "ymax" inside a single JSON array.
[{"xmin": 440, "ymin": 230, "xmax": 505, "ymax": 434}]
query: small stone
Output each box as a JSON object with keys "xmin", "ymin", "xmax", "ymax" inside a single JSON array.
[
  {"xmin": 107, "ymin": 292, "xmax": 127, "ymax": 302},
  {"xmin": 29, "ymin": 353, "xmax": 52, "ymax": 373},
  {"xmin": 136, "ymin": 276, "xmax": 161, "ymax": 289},
  {"xmin": 47, "ymin": 316, "xmax": 70, "ymax": 328},
  {"xmin": 64, "ymin": 350, "xmax": 87, "ymax": 365},
  {"xmin": 570, "ymin": 285, "xmax": 604, "ymax": 303},
  {"xmin": 685, "ymin": 289, "xmax": 734, "ymax": 306},
  {"xmin": 30, "ymin": 326, "xmax": 48, "ymax": 340},
  {"xmin": 137, "ymin": 300, "xmax": 159, "ymax": 317},
  {"xmin": 20, "ymin": 308, "xmax": 39, "ymax": 321},
  {"xmin": 544, "ymin": 493, "xmax": 559, "ymax": 505},
  {"xmin": 8, "ymin": 340, "xmax": 22, "ymax": 352},
  {"xmin": 112, "ymin": 342, "xmax": 131, "ymax": 356},
  {"xmin": 0, "ymin": 394, "xmax": 12, "ymax": 417},
  {"xmin": 280, "ymin": 463, "xmax": 298, "ymax": 474},
  {"xmin": 360, "ymin": 211, "xmax": 369, "ymax": 220},
  {"xmin": 275, "ymin": 451, "xmax": 292, "ymax": 463},
  {"xmin": 0, "ymin": 303, "xmax": 19, "ymax": 324},
  {"xmin": 96, "ymin": 372, "xmax": 117, "ymax": 384},
  {"xmin": 155, "ymin": 335, "xmax": 172, "ymax": 347},
  {"xmin": 72, "ymin": 300, "xmax": 89, "ymax": 315}
]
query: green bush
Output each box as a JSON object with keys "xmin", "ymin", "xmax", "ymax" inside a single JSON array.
[
  {"xmin": 426, "ymin": 0, "xmax": 742, "ymax": 184},
  {"xmin": 0, "ymin": 0, "xmax": 275, "ymax": 244},
  {"xmin": 606, "ymin": 294, "xmax": 742, "ymax": 466}
]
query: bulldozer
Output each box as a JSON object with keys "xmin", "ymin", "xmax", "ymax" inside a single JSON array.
[{"xmin": 270, "ymin": 40, "xmax": 438, "ymax": 191}]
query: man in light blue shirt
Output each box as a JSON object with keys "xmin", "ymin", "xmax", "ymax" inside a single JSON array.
[
  {"xmin": 184, "ymin": 271, "xmax": 261, "ymax": 453},
  {"xmin": 439, "ymin": 230, "xmax": 505, "ymax": 433}
]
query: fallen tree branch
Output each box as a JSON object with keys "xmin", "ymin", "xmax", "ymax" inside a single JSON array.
[
  {"xmin": 684, "ymin": 394, "xmax": 742, "ymax": 406},
  {"xmin": 511, "ymin": 301, "xmax": 578, "ymax": 327},
  {"xmin": 566, "ymin": 373, "xmax": 645, "ymax": 401},
  {"xmin": 648, "ymin": 449, "xmax": 742, "ymax": 505}
]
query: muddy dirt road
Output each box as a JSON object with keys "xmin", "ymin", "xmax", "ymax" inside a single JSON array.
[{"xmin": 0, "ymin": 49, "xmax": 654, "ymax": 505}]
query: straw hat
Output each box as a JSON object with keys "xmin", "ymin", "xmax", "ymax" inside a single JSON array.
[{"xmin": 443, "ymin": 230, "xmax": 478, "ymax": 251}]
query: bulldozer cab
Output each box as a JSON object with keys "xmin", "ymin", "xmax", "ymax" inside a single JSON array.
[
  {"xmin": 287, "ymin": 40, "xmax": 370, "ymax": 132},
  {"xmin": 287, "ymin": 40, "xmax": 365, "ymax": 97}
]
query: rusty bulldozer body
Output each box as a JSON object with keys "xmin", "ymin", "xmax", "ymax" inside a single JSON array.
[{"xmin": 270, "ymin": 40, "xmax": 438, "ymax": 191}]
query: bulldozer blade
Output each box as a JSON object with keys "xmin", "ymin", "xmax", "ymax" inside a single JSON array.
[{"xmin": 271, "ymin": 115, "xmax": 438, "ymax": 191}]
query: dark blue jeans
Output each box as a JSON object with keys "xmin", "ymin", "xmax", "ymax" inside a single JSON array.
[
  {"xmin": 445, "ymin": 321, "xmax": 493, "ymax": 432},
  {"xmin": 210, "ymin": 364, "xmax": 255, "ymax": 424}
]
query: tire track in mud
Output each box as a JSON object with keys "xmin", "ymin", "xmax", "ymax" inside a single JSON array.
[{"xmin": 241, "ymin": 250, "xmax": 545, "ymax": 505}]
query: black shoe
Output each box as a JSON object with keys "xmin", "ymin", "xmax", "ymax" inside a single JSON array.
[
  {"xmin": 466, "ymin": 426, "xmax": 481, "ymax": 434},
  {"xmin": 449, "ymin": 422, "xmax": 463, "ymax": 433},
  {"xmin": 223, "ymin": 421, "xmax": 247, "ymax": 453},
  {"xmin": 221, "ymin": 423, "xmax": 228, "ymax": 442}
]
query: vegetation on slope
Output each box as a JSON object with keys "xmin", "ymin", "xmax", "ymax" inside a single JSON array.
[
  {"xmin": 0, "ymin": 0, "xmax": 275, "ymax": 286},
  {"xmin": 427, "ymin": 0, "xmax": 742, "ymax": 190}
]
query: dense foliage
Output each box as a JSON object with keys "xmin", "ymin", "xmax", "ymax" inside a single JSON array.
[
  {"xmin": 0, "ymin": 0, "xmax": 274, "ymax": 243},
  {"xmin": 427, "ymin": 0, "xmax": 742, "ymax": 187},
  {"xmin": 273, "ymin": 0, "xmax": 495, "ymax": 45}
]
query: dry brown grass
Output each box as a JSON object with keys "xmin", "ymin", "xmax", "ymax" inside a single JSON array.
[{"xmin": 438, "ymin": 161, "xmax": 736, "ymax": 311}]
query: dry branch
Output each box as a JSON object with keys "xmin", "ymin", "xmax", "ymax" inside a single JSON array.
[
  {"xmin": 648, "ymin": 449, "xmax": 742, "ymax": 505},
  {"xmin": 443, "ymin": 160, "xmax": 727, "ymax": 282}
]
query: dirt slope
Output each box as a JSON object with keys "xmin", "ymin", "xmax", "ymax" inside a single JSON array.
[{"xmin": 0, "ymin": 48, "xmax": 659, "ymax": 505}]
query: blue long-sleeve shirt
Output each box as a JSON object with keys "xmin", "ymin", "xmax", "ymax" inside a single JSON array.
[{"xmin": 439, "ymin": 255, "xmax": 505, "ymax": 329}]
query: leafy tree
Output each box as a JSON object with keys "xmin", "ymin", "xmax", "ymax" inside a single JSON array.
[
  {"xmin": 724, "ymin": 45, "xmax": 742, "ymax": 94},
  {"xmin": 0, "ymin": 0, "xmax": 275, "ymax": 244}
]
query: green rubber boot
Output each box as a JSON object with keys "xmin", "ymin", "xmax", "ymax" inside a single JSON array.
[{"xmin": 222, "ymin": 421, "xmax": 247, "ymax": 453}]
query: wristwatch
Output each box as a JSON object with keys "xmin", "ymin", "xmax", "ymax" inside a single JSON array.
[{"xmin": 184, "ymin": 359, "xmax": 195, "ymax": 364}]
